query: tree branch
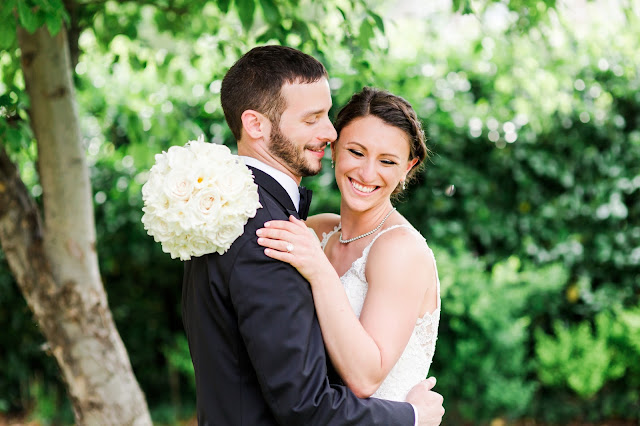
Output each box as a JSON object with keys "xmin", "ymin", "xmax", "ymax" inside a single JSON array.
[{"xmin": 0, "ymin": 143, "xmax": 49, "ymax": 313}]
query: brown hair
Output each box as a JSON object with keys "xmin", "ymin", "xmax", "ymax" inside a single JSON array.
[
  {"xmin": 220, "ymin": 45, "xmax": 329, "ymax": 140},
  {"xmin": 334, "ymin": 87, "xmax": 429, "ymax": 191}
]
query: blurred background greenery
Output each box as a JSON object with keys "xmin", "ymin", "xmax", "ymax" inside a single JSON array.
[{"xmin": 1, "ymin": 0, "xmax": 639, "ymax": 424}]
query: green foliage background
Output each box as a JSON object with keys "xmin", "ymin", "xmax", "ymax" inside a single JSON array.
[{"xmin": 0, "ymin": 0, "xmax": 639, "ymax": 424}]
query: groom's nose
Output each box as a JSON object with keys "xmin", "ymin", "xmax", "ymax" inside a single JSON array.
[{"xmin": 318, "ymin": 117, "xmax": 337, "ymax": 143}]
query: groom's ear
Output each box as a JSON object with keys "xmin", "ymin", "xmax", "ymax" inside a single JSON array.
[{"xmin": 241, "ymin": 109, "xmax": 271, "ymax": 141}]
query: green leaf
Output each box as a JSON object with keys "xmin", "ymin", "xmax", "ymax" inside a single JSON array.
[
  {"xmin": 6, "ymin": 126, "xmax": 24, "ymax": 152},
  {"xmin": 45, "ymin": 0, "xmax": 68, "ymax": 19},
  {"xmin": 367, "ymin": 11, "xmax": 385, "ymax": 33},
  {"xmin": 358, "ymin": 18, "xmax": 374, "ymax": 50},
  {"xmin": 60, "ymin": 7, "xmax": 70, "ymax": 25},
  {"xmin": 17, "ymin": 0, "xmax": 41, "ymax": 33},
  {"xmin": 259, "ymin": 0, "xmax": 280, "ymax": 24},
  {"xmin": 32, "ymin": 0, "xmax": 54, "ymax": 13},
  {"xmin": 0, "ymin": 0, "xmax": 17, "ymax": 18},
  {"xmin": 45, "ymin": 13, "xmax": 62, "ymax": 35},
  {"xmin": 462, "ymin": 0, "xmax": 473, "ymax": 14},
  {"xmin": 236, "ymin": 0, "xmax": 255, "ymax": 31},
  {"xmin": 217, "ymin": 0, "xmax": 231, "ymax": 13},
  {"xmin": 0, "ymin": 95, "xmax": 11, "ymax": 108},
  {"xmin": 256, "ymin": 26, "xmax": 282, "ymax": 44},
  {"xmin": 0, "ymin": 18, "xmax": 16, "ymax": 49}
]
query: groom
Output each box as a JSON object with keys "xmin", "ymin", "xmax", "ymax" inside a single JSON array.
[{"xmin": 182, "ymin": 45, "xmax": 444, "ymax": 425}]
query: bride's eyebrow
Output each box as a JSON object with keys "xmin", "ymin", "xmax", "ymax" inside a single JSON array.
[
  {"xmin": 346, "ymin": 142, "xmax": 401, "ymax": 160},
  {"xmin": 345, "ymin": 141, "xmax": 367, "ymax": 150}
]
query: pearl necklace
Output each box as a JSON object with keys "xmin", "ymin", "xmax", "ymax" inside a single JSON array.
[{"xmin": 339, "ymin": 208, "xmax": 396, "ymax": 244}]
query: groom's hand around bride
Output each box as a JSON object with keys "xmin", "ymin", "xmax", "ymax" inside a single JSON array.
[{"xmin": 406, "ymin": 377, "xmax": 444, "ymax": 426}]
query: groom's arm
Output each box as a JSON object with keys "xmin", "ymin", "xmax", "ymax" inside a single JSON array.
[{"xmin": 229, "ymin": 236, "xmax": 415, "ymax": 425}]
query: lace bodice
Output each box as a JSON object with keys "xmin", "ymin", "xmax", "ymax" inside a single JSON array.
[{"xmin": 320, "ymin": 224, "xmax": 441, "ymax": 401}]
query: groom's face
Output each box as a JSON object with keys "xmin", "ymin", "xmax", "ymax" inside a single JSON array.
[{"xmin": 267, "ymin": 78, "xmax": 337, "ymax": 178}]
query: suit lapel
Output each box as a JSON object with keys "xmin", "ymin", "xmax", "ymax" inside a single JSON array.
[{"xmin": 248, "ymin": 166, "xmax": 300, "ymax": 219}]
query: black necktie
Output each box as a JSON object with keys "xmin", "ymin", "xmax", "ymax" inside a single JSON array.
[{"xmin": 298, "ymin": 186, "xmax": 313, "ymax": 220}]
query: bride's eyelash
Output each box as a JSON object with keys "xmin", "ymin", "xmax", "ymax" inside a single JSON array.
[{"xmin": 348, "ymin": 149, "xmax": 397, "ymax": 165}]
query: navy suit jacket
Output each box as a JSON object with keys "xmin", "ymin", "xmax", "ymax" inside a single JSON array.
[{"xmin": 182, "ymin": 166, "xmax": 415, "ymax": 425}]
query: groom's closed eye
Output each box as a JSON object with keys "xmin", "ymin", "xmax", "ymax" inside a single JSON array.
[{"xmin": 304, "ymin": 114, "xmax": 322, "ymax": 125}]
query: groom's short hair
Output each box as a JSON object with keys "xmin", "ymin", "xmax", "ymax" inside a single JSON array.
[{"xmin": 221, "ymin": 45, "xmax": 329, "ymax": 140}]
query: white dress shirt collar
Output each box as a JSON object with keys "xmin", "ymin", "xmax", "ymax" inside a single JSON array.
[{"xmin": 240, "ymin": 156, "xmax": 301, "ymax": 211}]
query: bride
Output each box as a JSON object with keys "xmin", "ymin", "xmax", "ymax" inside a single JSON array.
[{"xmin": 257, "ymin": 87, "xmax": 441, "ymax": 401}]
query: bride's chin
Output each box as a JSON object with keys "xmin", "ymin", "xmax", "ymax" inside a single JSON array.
[{"xmin": 341, "ymin": 197, "xmax": 373, "ymax": 212}]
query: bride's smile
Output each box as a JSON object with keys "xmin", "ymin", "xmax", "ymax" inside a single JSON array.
[
  {"xmin": 349, "ymin": 178, "xmax": 378, "ymax": 194},
  {"xmin": 333, "ymin": 115, "xmax": 417, "ymax": 215}
]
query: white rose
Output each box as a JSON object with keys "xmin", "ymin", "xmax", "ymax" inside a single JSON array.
[
  {"xmin": 215, "ymin": 169, "xmax": 247, "ymax": 201},
  {"xmin": 242, "ymin": 189, "xmax": 262, "ymax": 218},
  {"xmin": 188, "ymin": 138, "xmax": 231, "ymax": 159},
  {"xmin": 192, "ymin": 161, "xmax": 228, "ymax": 190},
  {"xmin": 142, "ymin": 213, "xmax": 172, "ymax": 242},
  {"xmin": 176, "ymin": 203, "xmax": 202, "ymax": 232},
  {"xmin": 183, "ymin": 234, "xmax": 213, "ymax": 259},
  {"xmin": 141, "ymin": 175, "xmax": 167, "ymax": 206},
  {"xmin": 191, "ymin": 188, "xmax": 223, "ymax": 226},
  {"xmin": 163, "ymin": 169, "xmax": 195, "ymax": 202},
  {"xmin": 151, "ymin": 152, "xmax": 170, "ymax": 174},
  {"xmin": 161, "ymin": 233, "xmax": 189, "ymax": 260},
  {"xmin": 166, "ymin": 145, "xmax": 196, "ymax": 169},
  {"xmin": 213, "ymin": 222, "xmax": 245, "ymax": 254}
]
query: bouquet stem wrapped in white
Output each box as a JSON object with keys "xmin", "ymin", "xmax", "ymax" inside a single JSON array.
[{"xmin": 141, "ymin": 136, "xmax": 261, "ymax": 260}]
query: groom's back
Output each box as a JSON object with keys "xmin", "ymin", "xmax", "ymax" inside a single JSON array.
[
  {"xmin": 181, "ymin": 203, "xmax": 281, "ymax": 425},
  {"xmin": 182, "ymin": 169, "xmax": 415, "ymax": 426}
]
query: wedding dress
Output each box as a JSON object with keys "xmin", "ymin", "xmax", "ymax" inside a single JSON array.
[{"xmin": 320, "ymin": 224, "xmax": 441, "ymax": 401}]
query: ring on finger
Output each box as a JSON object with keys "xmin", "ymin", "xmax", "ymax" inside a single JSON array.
[{"xmin": 286, "ymin": 243, "xmax": 294, "ymax": 253}]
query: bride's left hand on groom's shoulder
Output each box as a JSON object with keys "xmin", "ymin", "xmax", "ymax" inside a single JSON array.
[{"xmin": 256, "ymin": 216, "xmax": 332, "ymax": 283}]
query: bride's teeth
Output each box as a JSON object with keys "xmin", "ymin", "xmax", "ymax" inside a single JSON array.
[{"xmin": 352, "ymin": 180, "xmax": 376, "ymax": 193}]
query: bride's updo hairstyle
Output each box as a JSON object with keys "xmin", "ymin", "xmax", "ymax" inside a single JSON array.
[{"xmin": 333, "ymin": 87, "xmax": 429, "ymax": 193}]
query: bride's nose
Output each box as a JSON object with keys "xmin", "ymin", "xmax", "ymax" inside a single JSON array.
[{"xmin": 356, "ymin": 159, "xmax": 377, "ymax": 183}]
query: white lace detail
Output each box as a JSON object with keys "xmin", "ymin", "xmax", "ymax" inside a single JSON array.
[{"xmin": 321, "ymin": 224, "xmax": 441, "ymax": 401}]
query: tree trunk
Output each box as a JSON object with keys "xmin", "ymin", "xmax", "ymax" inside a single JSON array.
[{"xmin": 0, "ymin": 24, "xmax": 152, "ymax": 425}]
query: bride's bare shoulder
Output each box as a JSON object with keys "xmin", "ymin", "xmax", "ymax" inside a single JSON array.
[
  {"xmin": 368, "ymin": 225, "xmax": 431, "ymax": 267},
  {"xmin": 305, "ymin": 213, "xmax": 340, "ymax": 237}
]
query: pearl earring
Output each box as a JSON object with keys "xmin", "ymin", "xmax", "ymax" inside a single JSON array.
[
  {"xmin": 331, "ymin": 159, "xmax": 334, "ymax": 168},
  {"xmin": 402, "ymin": 180, "xmax": 406, "ymax": 190}
]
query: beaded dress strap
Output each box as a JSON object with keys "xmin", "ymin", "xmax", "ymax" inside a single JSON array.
[
  {"xmin": 360, "ymin": 224, "xmax": 423, "ymax": 260},
  {"xmin": 320, "ymin": 225, "xmax": 340, "ymax": 250}
]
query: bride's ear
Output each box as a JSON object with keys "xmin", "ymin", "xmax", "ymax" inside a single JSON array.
[
  {"xmin": 403, "ymin": 157, "xmax": 419, "ymax": 179},
  {"xmin": 241, "ymin": 110, "xmax": 271, "ymax": 140},
  {"xmin": 330, "ymin": 141, "xmax": 337, "ymax": 164}
]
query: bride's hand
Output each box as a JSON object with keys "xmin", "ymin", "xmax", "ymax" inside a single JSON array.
[{"xmin": 257, "ymin": 216, "xmax": 332, "ymax": 283}]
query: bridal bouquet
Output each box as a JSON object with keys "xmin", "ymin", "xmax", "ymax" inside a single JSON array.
[{"xmin": 141, "ymin": 135, "xmax": 262, "ymax": 260}]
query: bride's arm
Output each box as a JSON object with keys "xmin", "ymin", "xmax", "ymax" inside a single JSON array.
[{"xmin": 257, "ymin": 217, "xmax": 437, "ymax": 398}]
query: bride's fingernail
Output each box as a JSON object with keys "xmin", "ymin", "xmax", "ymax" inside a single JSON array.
[
  {"xmin": 264, "ymin": 222, "xmax": 271, "ymax": 227},
  {"xmin": 256, "ymin": 229, "xmax": 263, "ymax": 236}
]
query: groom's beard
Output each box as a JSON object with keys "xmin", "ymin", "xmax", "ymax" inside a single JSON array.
[{"xmin": 268, "ymin": 126, "xmax": 322, "ymax": 178}]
